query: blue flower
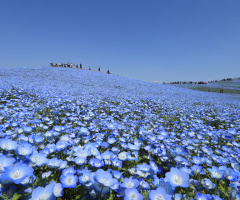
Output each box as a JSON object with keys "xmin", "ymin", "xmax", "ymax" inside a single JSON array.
[
  {"xmin": 101, "ymin": 150, "xmax": 114, "ymax": 160},
  {"xmin": 150, "ymin": 161, "xmax": 161, "ymax": 174},
  {"xmin": 74, "ymin": 156, "xmax": 87, "ymax": 165},
  {"xmin": 94, "ymin": 169, "xmax": 118, "ymax": 188},
  {"xmin": 60, "ymin": 173, "xmax": 78, "ymax": 188},
  {"xmin": 124, "ymin": 188, "xmax": 143, "ymax": 200},
  {"xmin": 149, "ymin": 187, "xmax": 171, "ymax": 200},
  {"xmin": 30, "ymin": 184, "xmax": 55, "ymax": 200},
  {"xmin": 29, "ymin": 149, "xmax": 48, "ymax": 166},
  {"xmin": 49, "ymin": 181, "xmax": 64, "ymax": 198},
  {"xmin": 191, "ymin": 165, "xmax": 203, "ymax": 174},
  {"xmin": 42, "ymin": 171, "xmax": 52, "ymax": 179},
  {"xmin": 0, "ymin": 138, "xmax": 17, "ymax": 151},
  {"xmin": 47, "ymin": 158, "xmax": 63, "ymax": 168},
  {"xmin": 207, "ymin": 166, "xmax": 225, "ymax": 180},
  {"xmin": 165, "ymin": 167, "xmax": 189, "ymax": 188},
  {"xmin": 0, "ymin": 155, "xmax": 15, "ymax": 172},
  {"xmin": 196, "ymin": 193, "xmax": 210, "ymax": 200},
  {"xmin": 91, "ymin": 169, "xmax": 118, "ymax": 194},
  {"xmin": 139, "ymin": 178, "xmax": 150, "ymax": 190},
  {"xmin": 201, "ymin": 178, "xmax": 215, "ymax": 190},
  {"xmin": 121, "ymin": 177, "xmax": 139, "ymax": 189},
  {"xmin": 111, "ymin": 157, "xmax": 122, "ymax": 168},
  {"xmin": 89, "ymin": 158, "xmax": 104, "ymax": 168},
  {"xmin": 137, "ymin": 163, "xmax": 151, "ymax": 172},
  {"xmin": 16, "ymin": 141, "xmax": 32, "ymax": 156},
  {"xmin": 112, "ymin": 170, "xmax": 124, "ymax": 179},
  {"xmin": 79, "ymin": 172, "xmax": 91, "ymax": 184},
  {"xmin": 118, "ymin": 151, "xmax": 129, "ymax": 161},
  {"xmin": 62, "ymin": 166, "xmax": 76, "ymax": 176},
  {"xmin": 1, "ymin": 162, "xmax": 34, "ymax": 184}
]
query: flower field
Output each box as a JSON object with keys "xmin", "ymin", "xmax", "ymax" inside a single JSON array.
[{"xmin": 0, "ymin": 66, "xmax": 240, "ymax": 200}]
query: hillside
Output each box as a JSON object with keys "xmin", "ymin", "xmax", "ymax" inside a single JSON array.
[{"xmin": 0, "ymin": 66, "xmax": 240, "ymax": 200}]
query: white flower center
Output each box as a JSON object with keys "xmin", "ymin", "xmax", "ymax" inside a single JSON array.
[
  {"xmin": 10, "ymin": 169, "xmax": 24, "ymax": 180},
  {"xmin": 155, "ymin": 195, "xmax": 165, "ymax": 200},
  {"xmin": 213, "ymin": 171, "xmax": 221, "ymax": 178},
  {"xmin": 82, "ymin": 175, "xmax": 89, "ymax": 182},
  {"xmin": 129, "ymin": 193, "xmax": 137, "ymax": 200},
  {"xmin": 172, "ymin": 175, "xmax": 183, "ymax": 185},
  {"xmin": 126, "ymin": 181, "xmax": 134, "ymax": 188},
  {"xmin": 38, "ymin": 195, "xmax": 46, "ymax": 200},
  {"xmin": 0, "ymin": 163, "xmax": 4, "ymax": 171},
  {"xmin": 66, "ymin": 177, "xmax": 73, "ymax": 184}
]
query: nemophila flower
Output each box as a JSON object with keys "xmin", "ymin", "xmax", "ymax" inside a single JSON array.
[
  {"xmin": 0, "ymin": 155, "xmax": 15, "ymax": 172},
  {"xmin": 124, "ymin": 188, "xmax": 143, "ymax": 200},
  {"xmin": 101, "ymin": 150, "xmax": 114, "ymax": 160},
  {"xmin": 87, "ymin": 145, "xmax": 100, "ymax": 156},
  {"xmin": 231, "ymin": 163, "xmax": 240, "ymax": 171},
  {"xmin": 211, "ymin": 195, "xmax": 223, "ymax": 200},
  {"xmin": 118, "ymin": 151, "xmax": 129, "ymax": 161},
  {"xmin": 49, "ymin": 181, "xmax": 64, "ymax": 198},
  {"xmin": 77, "ymin": 166, "xmax": 92, "ymax": 175},
  {"xmin": 191, "ymin": 165, "xmax": 203, "ymax": 174},
  {"xmin": 149, "ymin": 187, "xmax": 172, "ymax": 200},
  {"xmin": 45, "ymin": 144, "xmax": 57, "ymax": 153},
  {"xmin": 137, "ymin": 163, "xmax": 151, "ymax": 172},
  {"xmin": 219, "ymin": 166, "xmax": 238, "ymax": 181},
  {"xmin": 73, "ymin": 148, "xmax": 91, "ymax": 157},
  {"xmin": 16, "ymin": 141, "xmax": 32, "ymax": 156},
  {"xmin": 165, "ymin": 167, "xmax": 189, "ymax": 188},
  {"xmin": 79, "ymin": 171, "xmax": 92, "ymax": 185},
  {"xmin": 60, "ymin": 173, "xmax": 78, "ymax": 188},
  {"xmin": 128, "ymin": 143, "xmax": 140, "ymax": 151},
  {"xmin": 112, "ymin": 157, "xmax": 122, "ymax": 168},
  {"xmin": 112, "ymin": 170, "xmax": 124, "ymax": 179},
  {"xmin": 201, "ymin": 178, "xmax": 215, "ymax": 190},
  {"xmin": 94, "ymin": 169, "xmax": 118, "ymax": 188},
  {"xmin": 62, "ymin": 166, "xmax": 76, "ymax": 176},
  {"xmin": 173, "ymin": 146, "xmax": 185, "ymax": 155},
  {"xmin": 207, "ymin": 166, "xmax": 225, "ymax": 180},
  {"xmin": 173, "ymin": 193, "xmax": 187, "ymax": 200},
  {"xmin": 89, "ymin": 158, "xmax": 104, "ymax": 168},
  {"xmin": 108, "ymin": 137, "xmax": 116, "ymax": 144},
  {"xmin": 1, "ymin": 162, "xmax": 34, "ymax": 184},
  {"xmin": 56, "ymin": 141, "xmax": 68, "ymax": 151},
  {"xmin": 20, "ymin": 174, "xmax": 36, "ymax": 186},
  {"xmin": 74, "ymin": 156, "xmax": 87, "ymax": 165},
  {"xmin": 0, "ymin": 138, "xmax": 17, "ymax": 151},
  {"xmin": 196, "ymin": 193, "xmax": 210, "ymax": 200},
  {"xmin": 121, "ymin": 176, "xmax": 139, "ymax": 189},
  {"xmin": 30, "ymin": 184, "xmax": 55, "ymax": 200},
  {"xmin": 136, "ymin": 169, "xmax": 151, "ymax": 178},
  {"xmin": 91, "ymin": 169, "xmax": 118, "ymax": 194},
  {"xmin": 150, "ymin": 161, "xmax": 161, "ymax": 174},
  {"xmin": 29, "ymin": 149, "xmax": 48, "ymax": 166},
  {"xmin": 47, "ymin": 158, "xmax": 63, "ymax": 168},
  {"xmin": 139, "ymin": 178, "xmax": 150, "ymax": 190},
  {"xmin": 33, "ymin": 135, "xmax": 44, "ymax": 143},
  {"xmin": 59, "ymin": 160, "xmax": 67, "ymax": 169},
  {"xmin": 157, "ymin": 180, "xmax": 174, "ymax": 195},
  {"xmin": 101, "ymin": 141, "xmax": 110, "ymax": 148},
  {"xmin": 42, "ymin": 171, "xmax": 52, "ymax": 179},
  {"xmin": 23, "ymin": 126, "xmax": 32, "ymax": 133},
  {"xmin": 192, "ymin": 156, "xmax": 204, "ymax": 165}
]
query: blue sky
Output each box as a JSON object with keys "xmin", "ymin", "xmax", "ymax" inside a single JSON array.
[{"xmin": 0, "ymin": 0, "xmax": 239, "ymax": 83}]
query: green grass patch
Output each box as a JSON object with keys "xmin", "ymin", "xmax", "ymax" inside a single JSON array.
[{"xmin": 191, "ymin": 86, "xmax": 240, "ymax": 94}]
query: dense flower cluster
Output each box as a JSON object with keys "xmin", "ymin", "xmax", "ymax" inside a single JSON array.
[{"xmin": 0, "ymin": 67, "xmax": 240, "ymax": 199}]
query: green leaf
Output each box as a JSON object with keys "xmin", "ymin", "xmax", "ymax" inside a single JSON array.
[{"xmin": 10, "ymin": 193, "xmax": 22, "ymax": 200}]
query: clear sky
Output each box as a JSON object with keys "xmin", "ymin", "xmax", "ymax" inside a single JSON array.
[{"xmin": 0, "ymin": 0, "xmax": 239, "ymax": 83}]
